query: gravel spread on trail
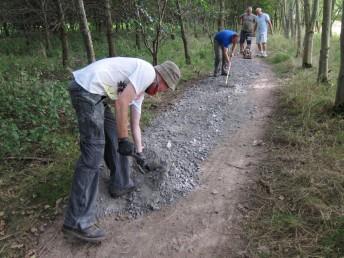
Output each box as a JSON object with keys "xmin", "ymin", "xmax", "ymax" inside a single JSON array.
[{"xmin": 96, "ymin": 57, "xmax": 270, "ymax": 218}]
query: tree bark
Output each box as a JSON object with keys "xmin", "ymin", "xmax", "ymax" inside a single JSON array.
[
  {"xmin": 56, "ymin": 0, "xmax": 69, "ymax": 67},
  {"xmin": 217, "ymin": 0, "xmax": 225, "ymax": 31},
  {"xmin": 295, "ymin": 0, "xmax": 302, "ymax": 57},
  {"xmin": 302, "ymin": 0, "xmax": 319, "ymax": 68},
  {"xmin": 318, "ymin": 0, "xmax": 332, "ymax": 83},
  {"xmin": 41, "ymin": 0, "xmax": 52, "ymax": 54},
  {"xmin": 282, "ymin": 0, "xmax": 290, "ymax": 38},
  {"xmin": 175, "ymin": 0, "xmax": 191, "ymax": 64},
  {"xmin": 289, "ymin": 0, "xmax": 295, "ymax": 38},
  {"xmin": 135, "ymin": 25, "xmax": 141, "ymax": 49},
  {"xmin": 3, "ymin": 22, "xmax": 10, "ymax": 37},
  {"xmin": 76, "ymin": 0, "xmax": 96, "ymax": 63},
  {"xmin": 105, "ymin": 0, "xmax": 116, "ymax": 57},
  {"xmin": 335, "ymin": 0, "xmax": 344, "ymax": 108}
]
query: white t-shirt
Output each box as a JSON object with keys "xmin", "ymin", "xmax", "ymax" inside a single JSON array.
[
  {"xmin": 131, "ymin": 93, "xmax": 144, "ymax": 113},
  {"xmin": 73, "ymin": 57, "xmax": 155, "ymax": 112}
]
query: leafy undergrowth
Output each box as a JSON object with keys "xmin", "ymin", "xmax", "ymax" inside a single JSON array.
[
  {"xmin": 247, "ymin": 35, "xmax": 344, "ymax": 257},
  {"xmin": 0, "ymin": 32, "xmax": 213, "ymax": 257}
]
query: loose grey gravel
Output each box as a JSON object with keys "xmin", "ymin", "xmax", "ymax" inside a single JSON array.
[{"xmin": 96, "ymin": 57, "xmax": 271, "ymax": 218}]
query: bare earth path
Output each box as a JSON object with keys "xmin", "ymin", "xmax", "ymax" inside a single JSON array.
[{"xmin": 37, "ymin": 57, "xmax": 278, "ymax": 258}]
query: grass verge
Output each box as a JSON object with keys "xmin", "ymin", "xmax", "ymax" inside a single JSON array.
[{"xmin": 246, "ymin": 34, "xmax": 344, "ymax": 257}]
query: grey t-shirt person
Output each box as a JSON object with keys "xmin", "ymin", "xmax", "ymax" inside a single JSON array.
[{"xmin": 240, "ymin": 13, "xmax": 256, "ymax": 32}]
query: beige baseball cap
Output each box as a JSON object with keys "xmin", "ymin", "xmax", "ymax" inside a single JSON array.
[{"xmin": 154, "ymin": 61, "xmax": 181, "ymax": 91}]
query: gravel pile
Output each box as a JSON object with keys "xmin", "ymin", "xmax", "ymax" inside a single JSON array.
[{"xmin": 96, "ymin": 57, "xmax": 269, "ymax": 218}]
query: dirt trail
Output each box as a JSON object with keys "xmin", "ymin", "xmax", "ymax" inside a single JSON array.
[{"xmin": 37, "ymin": 58, "xmax": 278, "ymax": 258}]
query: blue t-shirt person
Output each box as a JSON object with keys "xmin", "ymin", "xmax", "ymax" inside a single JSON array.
[
  {"xmin": 214, "ymin": 30, "xmax": 238, "ymax": 48},
  {"xmin": 256, "ymin": 13, "xmax": 271, "ymax": 33}
]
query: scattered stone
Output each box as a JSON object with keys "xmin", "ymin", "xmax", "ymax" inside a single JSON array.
[
  {"xmin": 252, "ymin": 139, "xmax": 264, "ymax": 146},
  {"xmin": 10, "ymin": 243, "xmax": 24, "ymax": 249},
  {"xmin": 278, "ymin": 195, "xmax": 285, "ymax": 200},
  {"xmin": 39, "ymin": 225, "xmax": 45, "ymax": 232},
  {"xmin": 257, "ymin": 245, "xmax": 270, "ymax": 254},
  {"xmin": 211, "ymin": 190, "xmax": 219, "ymax": 195}
]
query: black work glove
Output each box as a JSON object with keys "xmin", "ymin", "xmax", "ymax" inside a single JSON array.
[
  {"xmin": 118, "ymin": 138, "xmax": 135, "ymax": 156},
  {"xmin": 135, "ymin": 152, "xmax": 147, "ymax": 168}
]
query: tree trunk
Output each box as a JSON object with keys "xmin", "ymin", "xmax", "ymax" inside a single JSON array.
[
  {"xmin": 3, "ymin": 23, "xmax": 10, "ymax": 37},
  {"xmin": 41, "ymin": 0, "xmax": 52, "ymax": 54},
  {"xmin": 56, "ymin": 0, "xmax": 69, "ymax": 67},
  {"xmin": 289, "ymin": 0, "xmax": 295, "ymax": 38},
  {"xmin": 282, "ymin": 0, "xmax": 290, "ymax": 38},
  {"xmin": 318, "ymin": 0, "xmax": 332, "ymax": 83},
  {"xmin": 302, "ymin": 0, "xmax": 319, "ymax": 68},
  {"xmin": 105, "ymin": 0, "xmax": 116, "ymax": 57},
  {"xmin": 217, "ymin": 0, "xmax": 225, "ymax": 31},
  {"xmin": 175, "ymin": 0, "xmax": 191, "ymax": 64},
  {"xmin": 295, "ymin": 0, "xmax": 302, "ymax": 57},
  {"xmin": 335, "ymin": 0, "xmax": 344, "ymax": 108},
  {"xmin": 76, "ymin": 0, "xmax": 96, "ymax": 63},
  {"xmin": 135, "ymin": 26, "xmax": 141, "ymax": 50},
  {"xmin": 330, "ymin": 0, "xmax": 336, "ymax": 36}
]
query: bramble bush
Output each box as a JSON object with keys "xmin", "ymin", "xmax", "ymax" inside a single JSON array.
[{"xmin": 0, "ymin": 58, "xmax": 75, "ymax": 158}]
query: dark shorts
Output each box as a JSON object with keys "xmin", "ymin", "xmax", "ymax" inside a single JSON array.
[{"xmin": 240, "ymin": 30, "xmax": 253, "ymax": 44}]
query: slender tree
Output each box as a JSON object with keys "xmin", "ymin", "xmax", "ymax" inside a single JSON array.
[
  {"xmin": 295, "ymin": 0, "xmax": 302, "ymax": 57},
  {"xmin": 318, "ymin": 0, "xmax": 332, "ymax": 82},
  {"xmin": 175, "ymin": 0, "xmax": 191, "ymax": 64},
  {"xmin": 105, "ymin": 0, "xmax": 116, "ymax": 57},
  {"xmin": 76, "ymin": 0, "xmax": 96, "ymax": 63},
  {"xmin": 217, "ymin": 0, "xmax": 225, "ymax": 31},
  {"xmin": 302, "ymin": 0, "xmax": 319, "ymax": 68},
  {"xmin": 40, "ymin": 0, "xmax": 52, "ymax": 54},
  {"xmin": 335, "ymin": 0, "xmax": 344, "ymax": 108},
  {"xmin": 135, "ymin": 0, "xmax": 169, "ymax": 65},
  {"xmin": 55, "ymin": 0, "xmax": 69, "ymax": 67}
]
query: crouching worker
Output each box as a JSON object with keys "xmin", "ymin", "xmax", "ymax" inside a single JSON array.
[
  {"xmin": 213, "ymin": 30, "xmax": 239, "ymax": 77},
  {"xmin": 63, "ymin": 57, "xmax": 181, "ymax": 242}
]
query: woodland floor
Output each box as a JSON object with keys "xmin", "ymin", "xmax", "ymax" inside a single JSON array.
[{"xmin": 36, "ymin": 56, "xmax": 279, "ymax": 258}]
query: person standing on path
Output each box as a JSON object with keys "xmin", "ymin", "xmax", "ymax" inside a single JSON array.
[
  {"xmin": 213, "ymin": 30, "xmax": 239, "ymax": 77},
  {"xmin": 239, "ymin": 6, "xmax": 256, "ymax": 54},
  {"xmin": 63, "ymin": 57, "xmax": 181, "ymax": 243},
  {"xmin": 254, "ymin": 8, "xmax": 273, "ymax": 57}
]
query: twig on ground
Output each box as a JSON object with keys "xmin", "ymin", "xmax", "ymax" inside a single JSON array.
[
  {"xmin": 225, "ymin": 162, "xmax": 245, "ymax": 170},
  {"xmin": 3, "ymin": 157, "xmax": 53, "ymax": 163},
  {"xmin": 0, "ymin": 234, "xmax": 15, "ymax": 241}
]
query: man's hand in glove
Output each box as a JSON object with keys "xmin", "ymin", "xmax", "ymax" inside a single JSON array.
[
  {"xmin": 135, "ymin": 152, "xmax": 147, "ymax": 168},
  {"xmin": 118, "ymin": 138, "xmax": 135, "ymax": 156}
]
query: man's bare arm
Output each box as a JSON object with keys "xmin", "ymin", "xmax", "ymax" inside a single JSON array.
[
  {"xmin": 115, "ymin": 84, "xmax": 136, "ymax": 139},
  {"xmin": 222, "ymin": 46, "xmax": 230, "ymax": 63},
  {"xmin": 268, "ymin": 20, "xmax": 273, "ymax": 34}
]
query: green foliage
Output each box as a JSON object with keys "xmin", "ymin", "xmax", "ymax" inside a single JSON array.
[
  {"xmin": 0, "ymin": 59, "xmax": 75, "ymax": 158},
  {"xmin": 270, "ymin": 52, "xmax": 290, "ymax": 64}
]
